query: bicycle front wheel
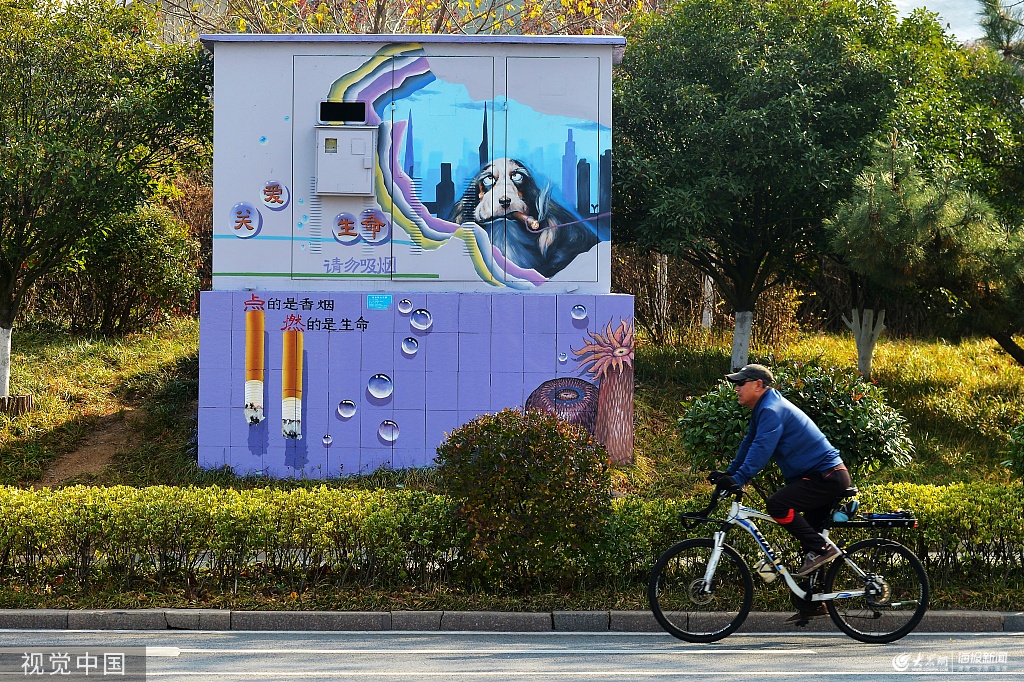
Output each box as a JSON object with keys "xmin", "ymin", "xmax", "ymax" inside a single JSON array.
[
  {"xmin": 824, "ymin": 538, "xmax": 929, "ymax": 644},
  {"xmin": 648, "ymin": 538, "xmax": 753, "ymax": 643}
]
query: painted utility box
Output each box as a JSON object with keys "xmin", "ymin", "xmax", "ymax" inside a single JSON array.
[{"xmin": 198, "ymin": 34, "xmax": 633, "ymax": 478}]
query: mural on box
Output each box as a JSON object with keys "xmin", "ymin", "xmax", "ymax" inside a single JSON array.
[
  {"xmin": 200, "ymin": 35, "xmax": 631, "ymax": 477},
  {"xmin": 221, "ymin": 43, "xmax": 611, "ymax": 288},
  {"xmin": 198, "ymin": 291, "xmax": 633, "ymax": 477}
]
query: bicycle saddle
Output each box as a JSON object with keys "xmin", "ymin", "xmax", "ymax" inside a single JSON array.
[{"xmin": 838, "ymin": 487, "xmax": 858, "ymax": 499}]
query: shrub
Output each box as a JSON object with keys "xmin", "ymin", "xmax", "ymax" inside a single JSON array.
[
  {"xmin": 434, "ymin": 408, "xmax": 612, "ymax": 591},
  {"xmin": 23, "ymin": 205, "xmax": 199, "ymax": 334},
  {"xmin": 1002, "ymin": 418, "xmax": 1024, "ymax": 478},
  {"xmin": 678, "ymin": 361, "xmax": 914, "ymax": 495}
]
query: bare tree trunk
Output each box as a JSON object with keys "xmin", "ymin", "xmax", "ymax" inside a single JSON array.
[
  {"xmin": 653, "ymin": 252, "xmax": 670, "ymax": 343},
  {"xmin": 991, "ymin": 330, "xmax": 1024, "ymax": 366},
  {"xmin": 0, "ymin": 326, "xmax": 11, "ymax": 398},
  {"xmin": 595, "ymin": 364, "xmax": 634, "ymax": 466},
  {"xmin": 842, "ymin": 308, "xmax": 886, "ymax": 378},
  {"xmin": 701, "ymin": 274, "xmax": 714, "ymax": 329},
  {"xmin": 731, "ymin": 310, "xmax": 753, "ymax": 370}
]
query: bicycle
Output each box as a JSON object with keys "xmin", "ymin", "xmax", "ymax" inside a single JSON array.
[{"xmin": 648, "ymin": 484, "xmax": 929, "ymax": 644}]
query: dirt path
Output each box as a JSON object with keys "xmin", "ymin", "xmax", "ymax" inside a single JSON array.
[{"xmin": 34, "ymin": 408, "xmax": 136, "ymax": 488}]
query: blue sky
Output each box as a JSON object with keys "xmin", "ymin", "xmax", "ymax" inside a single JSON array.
[{"xmin": 892, "ymin": 1, "xmax": 986, "ymax": 42}]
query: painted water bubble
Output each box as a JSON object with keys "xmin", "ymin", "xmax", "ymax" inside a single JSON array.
[
  {"xmin": 571, "ymin": 304, "xmax": 588, "ymax": 320},
  {"xmin": 230, "ymin": 202, "xmax": 262, "ymax": 239},
  {"xmin": 378, "ymin": 420, "xmax": 400, "ymax": 443},
  {"xmin": 259, "ymin": 135, "xmax": 268, "ymax": 145},
  {"xmin": 337, "ymin": 400, "xmax": 357, "ymax": 418},
  {"xmin": 558, "ymin": 352, "xmax": 568, "ymax": 364},
  {"xmin": 410, "ymin": 309, "xmax": 433, "ymax": 331},
  {"xmin": 401, "ymin": 337, "xmax": 419, "ymax": 356},
  {"xmin": 322, "ymin": 434, "xmax": 333, "ymax": 447},
  {"xmin": 368, "ymin": 373, "xmax": 394, "ymax": 399},
  {"xmin": 398, "ymin": 299, "xmax": 414, "ymax": 314}
]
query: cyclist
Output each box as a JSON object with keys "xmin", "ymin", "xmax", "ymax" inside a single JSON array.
[{"xmin": 709, "ymin": 363, "xmax": 852, "ymax": 622}]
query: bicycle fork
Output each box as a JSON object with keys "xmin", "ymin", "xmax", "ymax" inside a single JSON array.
[{"xmin": 699, "ymin": 531, "xmax": 728, "ymax": 593}]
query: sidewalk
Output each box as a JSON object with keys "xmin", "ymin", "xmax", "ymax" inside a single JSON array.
[{"xmin": 0, "ymin": 609, "xmax": 1020, "ymax": 632}]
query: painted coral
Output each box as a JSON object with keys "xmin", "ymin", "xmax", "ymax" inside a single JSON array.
[{"xmin": 573, "ymin": 319, "xmax": 635, "ymax": 465}]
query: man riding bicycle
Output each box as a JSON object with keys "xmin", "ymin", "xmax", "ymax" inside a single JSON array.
[{"xmin": 709, "ymin": 364, "xmax": 852, "ymax": 622}]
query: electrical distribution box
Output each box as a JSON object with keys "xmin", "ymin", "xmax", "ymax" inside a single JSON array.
[{"xmin": 315, "ymin": 126, "xmax": 376, "ymax": 195}]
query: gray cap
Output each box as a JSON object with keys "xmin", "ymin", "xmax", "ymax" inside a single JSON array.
[{"xmin": 725, "ymin": 363, "xmax": 774, "ymax": 385}]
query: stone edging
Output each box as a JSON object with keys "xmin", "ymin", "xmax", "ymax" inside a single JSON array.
[{"xmin": 0, "ymin": 610, "xmax": 1020, "ymax": 632}]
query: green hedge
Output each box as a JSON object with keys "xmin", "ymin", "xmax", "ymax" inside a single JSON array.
[{"xmin": 0, "ymin": 483, "xmax": 1020, "ymax": 606}]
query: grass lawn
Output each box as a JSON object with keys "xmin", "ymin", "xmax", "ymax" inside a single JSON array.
[{"xmin": 2, "ymin": 318, "xmax": 1021, "ymax": 493}]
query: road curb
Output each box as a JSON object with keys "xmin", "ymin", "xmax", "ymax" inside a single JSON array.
[{"xmin": 0, "ymin": 609, "xmax": 1018, "ymax": 632}]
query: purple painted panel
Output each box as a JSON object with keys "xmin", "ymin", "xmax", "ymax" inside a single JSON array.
[
  {"xmin": 491, "ymin": 332, "xmax": 524, "ymax": 373},
  {"xmin": 359, "ymin": 333, "xmax": 395, "ymax": 373},
  {"xmin": 425, "ymin": 371, "xmax": 458, "ymax": 408},
  {"xmin": 199, "ymin": 325, "xmax": 232, "ymax": 370},
  {"xmin": 426, "ymin": 410, "xmax": 460, "ymax": 449},
  {"xmin": 360, "ymin": 406, "xmax": 396, "ymax": 449},
  {"xmin": 490, "ymin": 373, "xmax": 524, "ymax": 411},
  {"xmin": 394, "ymin": 333, "xmax": 425, "ymax": 370},
  {"xmin": 423, "ymin": 333, "xmax": 459, "ymax": 372},
  {"xmin": 198, "ymin": 446, "xmax": 227, "ymax": 470},
  {"xmin": 523, "ymin": 334, "xmax": 557, "ymax": 374},
  {"xmin": 393, "ymin": 409, "xmax": 427, "ymax": 451},
  {"xmin": 198, "ymin": 408, "xmax": 231, "ymax": 447},
  {"xmin": 200, "ymin": 291, "xmax": 233, "ymax": 324},
  {"xmin": 457, "ymin": 371, "xmax": 490, "ymax": 411},
  {"xmin": 423, "ymin": 293, "xmax": 460, "ymax": 333},
  {"xmin": 392, "ymin": 448, "xmax": 427, "ymax": 470},
  {"xmin": 491, "ymin": 296, "xmax": 525, "ymax": 335},
  {"xmin": 596, "ymin": 293, "xmax": 635, "ymax": 330},
  {"xmin": 555, "ymin": 294, "xmax": 598, "ymax": 337},
  {"xmin": 457, "ymin": 333, "xmax": 491, "ymax": 373},
  {"xmin": 359, "ymin": 449, "xmax": 393, "ymax": 474},
  {"xmin": 328, "ymin": 330, "xmax": 363, "ymax": 375},
  {"xmin": 523, "ymin": 295, "xmax": 556, "ymax": 335},
  {"xmin": 242, "ymin": 418, "xmax": 271, "ymax": 459},
  {"xmin": 230, "ymin": 447, "xmax": 264, "ymax": 477},
  {"xmin": 393, "ymin": 371, "xmax": 426, "ymax": 410},
  {"xmin": 457, "ymin": 294, "xmax": 491, "ymax": 333},
  {"xmin": 523, "ymin": 373, "xmax": 557, "ymax": 405},
  {"xmin": 199, "ymin": 366, "xmax": 232, "ymax": 408}
]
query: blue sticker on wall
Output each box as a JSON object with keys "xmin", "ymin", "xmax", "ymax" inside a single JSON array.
[{"xmin": 366, "ymin": 294, "xmax": 393, "ymax": 311}]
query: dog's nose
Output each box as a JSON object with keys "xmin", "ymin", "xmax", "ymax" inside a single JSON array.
[{"xmin": 498, "ymin": 196, "xmax": 512, "ymax": 208}]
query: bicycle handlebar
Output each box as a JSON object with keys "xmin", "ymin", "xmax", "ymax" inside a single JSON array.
[{"xmin": 679, "ymin": 485, "xmax": 743, "ymax": 529}]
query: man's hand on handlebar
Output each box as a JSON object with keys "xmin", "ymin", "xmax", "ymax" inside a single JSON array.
[
  {"xmin": 707, "ymin": 470, "xmax": 727, "ymax": 484},
  {"xmin": 714, "ymin": 473, "xmax": 743, "ymax": 494}
]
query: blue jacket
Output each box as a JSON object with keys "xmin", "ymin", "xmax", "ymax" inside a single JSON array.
[{"xmin": 726, "ymin": 388, "xmax": 842, "ymax": 486}]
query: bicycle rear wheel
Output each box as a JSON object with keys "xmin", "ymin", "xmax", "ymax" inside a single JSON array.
[
  {"xmin": 824, "ymin": 538, "xmax": 929, "ymax": 643},
  {"xmin": 648, "ymin": 538, "xmax": 753, "ymax": 643}
]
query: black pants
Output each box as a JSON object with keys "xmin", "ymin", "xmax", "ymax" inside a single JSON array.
[{"xmin": 766, "ymin": 466, "xmax": 852, "ymax": 554}]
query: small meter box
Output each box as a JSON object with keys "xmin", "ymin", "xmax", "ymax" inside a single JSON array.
[{"xmin": 315, "ymin": 126, "xmax": 376, "ymax": 195}]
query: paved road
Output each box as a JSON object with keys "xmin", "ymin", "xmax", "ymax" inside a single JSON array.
[{"xmin": 1, "ymin": 630, "xmax": 1022, "ymax": 680}]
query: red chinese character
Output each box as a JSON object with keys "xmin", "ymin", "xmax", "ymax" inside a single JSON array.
[
  {"xmin": 262, "ymin": 183, "xmax": 284, "ymax": 205},
  {"xmin": 244, "ymin": 294, "xmax": 266, "ymax": 311},
  {"xmin": 361, "ymin": 213, "xmax": 386, "ymax": 240},
  {"xmin": 234, "ymin": 208, "xmax": 254, "ymax": 231},
  {"xmin": 281, "ymin": 314, "xmax": 305, "ymax": 332},
  {"xmin": 336, "ymin": 216, "xmax": 358, "ymax": 237}
]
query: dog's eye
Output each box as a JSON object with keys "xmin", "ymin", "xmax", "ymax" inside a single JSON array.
[
  {"xmin": 481, "ymin": 175, "xmax": 496, "ymax": 190},
  {"xmin": 509, "ymin": 171, "xmax": 524, "ymax": 184}
]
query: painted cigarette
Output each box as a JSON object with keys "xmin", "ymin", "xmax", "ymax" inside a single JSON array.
[
  {"xmin": 244, "ymin": 308, "xmax": 265, "ymax": 424},
  {"xmin": 282, "ymin": 328, "xmax": 303, "ymax": 439}
]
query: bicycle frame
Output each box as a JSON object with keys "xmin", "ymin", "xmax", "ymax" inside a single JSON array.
[{"xmin": 703, "ymin": 498, "xmax": 869, "ymax": 604}]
